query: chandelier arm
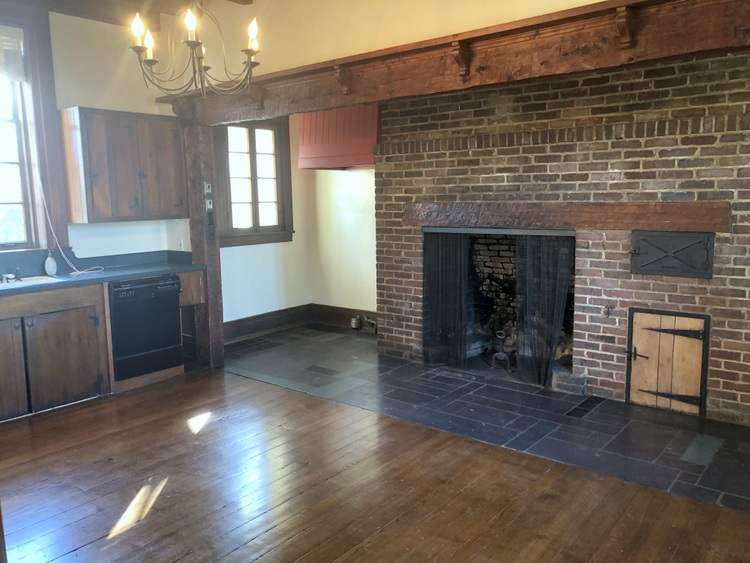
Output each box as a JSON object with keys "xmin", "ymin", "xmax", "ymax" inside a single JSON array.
[
  {"xmin": 140, "ymin": 69, "xmax": 197, "ymax": 95},
  {"xmin": 202, "ymin": 69, "xmax": 247, "ymax": 88},
  {"xmin": 144, "ymin": 56, "xmax": 194, "ymax": 81},
  {"xmin": 202, "ymin": 7, "xmax": 249, "ymax": 81},
  {"xmin": 139, "ymin": 52, "xmax": 199, "ymax": 95},
  {"xmin": 139, "ymin": 64, "xmax": 194, "ymax": 94}
]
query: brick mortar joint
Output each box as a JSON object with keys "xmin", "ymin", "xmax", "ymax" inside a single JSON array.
[{"xmin": 374, "ymin": 114, "xmax": 750, "ymax": 156}]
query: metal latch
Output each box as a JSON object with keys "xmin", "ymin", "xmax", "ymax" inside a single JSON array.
[{"xmin": 627, "ymin": 346, "xmax": 649, "ymax": 361}]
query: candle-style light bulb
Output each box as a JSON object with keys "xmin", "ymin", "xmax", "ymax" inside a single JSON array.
[
  {"xmin": 248, "ymin": 18, "xmax": 258, "ymax": 51},
  {"xmin": 131, "ymin": 13, "xmax": 145, "ymax": 46},
  {"xmin": 185, "ymin": 9, "xmax": 197, "ymax": 41},
  {"xmin": 144, "ymin": 30, "xmax": 155, "ymax": 59}
]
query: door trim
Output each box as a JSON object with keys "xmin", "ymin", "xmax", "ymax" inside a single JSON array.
[{"xmin": 625, "ymin": 307, "xmax": 711, "ymax": 417}]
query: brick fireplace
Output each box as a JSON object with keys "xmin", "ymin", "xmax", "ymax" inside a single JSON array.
[{"xmin": 374, "ymin": 49, "xmax": 750, "ymax": 425}]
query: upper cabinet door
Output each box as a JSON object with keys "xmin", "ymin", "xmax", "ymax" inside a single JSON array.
[
  {"xmin": 62, "ymin": 107, "xmax": 189, "ymax": 223},
  {"xmin": 138, "ymin": 118, "xmax": 188, "ymax": 219},
  {"xmin": 87, "ymin": 112, "xmax": 142, "ymax": 220}
]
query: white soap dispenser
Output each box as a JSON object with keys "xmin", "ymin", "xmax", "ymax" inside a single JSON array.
[{"xmin": 44, "ymin": 250, "xmax": 58, "ymax": 277}]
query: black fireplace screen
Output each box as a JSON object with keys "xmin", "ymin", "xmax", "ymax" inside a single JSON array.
[
  {"xmin": 423, "ymin": 231, "xmax": 575, "ymax": 386},
  {"xmin": 516, "ymin": 235, "xmax": 575, "ymax": 386},
  {"xmin": 423, "ymin": 232, "xmax": 469, "ymax": 367}
]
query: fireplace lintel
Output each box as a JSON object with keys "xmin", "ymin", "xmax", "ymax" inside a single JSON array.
[{"xmin": 404, "ymin": 202, "xmax": 731, "ymax": 233}]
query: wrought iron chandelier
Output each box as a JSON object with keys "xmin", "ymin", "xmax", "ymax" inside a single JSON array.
[{"xmin": 129, "ymin": 4, "xmax": 259, "ymax": 98}]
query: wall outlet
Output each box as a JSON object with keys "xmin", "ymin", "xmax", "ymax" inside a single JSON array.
[
  {"xmin": 178, "ymin": 238, "xmax": 185, "ymax": 251},
  {"xmin": 203, "ymin": 182, "xmax": 212, "ymax": 194},
  {"xmin": 205, "ymin": 199, "xmax": 213, "ymax": 211}
]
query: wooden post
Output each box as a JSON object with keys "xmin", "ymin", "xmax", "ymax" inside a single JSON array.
[{"xmin": 183, "ymin": 124, "xmax": 224, "ymax": 368}]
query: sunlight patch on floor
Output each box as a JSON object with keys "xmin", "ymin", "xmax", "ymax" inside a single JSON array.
[
  {"xmin": 187, "ymin": 411, "xmax": 211, "ymax": 434},
  {"xmin": 108, "ymin": 477, "xmax": 169, "ymax": 539}
]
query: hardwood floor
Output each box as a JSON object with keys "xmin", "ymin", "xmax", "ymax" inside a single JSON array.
[{"xmin": 1, "ymin": 369, "xmax": 749, "ymax": 562}]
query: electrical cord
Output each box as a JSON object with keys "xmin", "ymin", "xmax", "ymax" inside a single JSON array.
[{"xmin": 39, "ymin": 180, "xmax": 104, "ymax": 276}]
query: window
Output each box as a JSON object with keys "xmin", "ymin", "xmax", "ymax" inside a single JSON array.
[
  {"xmin": 0, "ymin": 24, "xmax": 37, "ymax": 249},
  {"xmin": 215, "ymin": 118, "xmax": 293, "ymax": 246}
]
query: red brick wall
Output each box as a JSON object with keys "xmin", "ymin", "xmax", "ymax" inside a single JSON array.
[{"xmin": 374, "ymin": 50, "xmax": 750, "ymax": 425}]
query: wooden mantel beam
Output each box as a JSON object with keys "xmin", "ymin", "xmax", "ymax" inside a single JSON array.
[
  {"xmin": 163, "ymin": 0, "xmax": 750, "ymax": 125},
  {"xmin": 403, "ymin": 202, "xmax": 732, "ymax": 233}
]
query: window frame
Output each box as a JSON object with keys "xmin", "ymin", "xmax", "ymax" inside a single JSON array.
[
  {"xmin": 214, "ymin": 117, "xmax": 293, "ymax": 247},
  {"xmin": 0, "ymin": 72, "xmax": 37, "ymax": 249},
  {"xmin": 0, "ymin": 4, "xmax": 69, "ymax": 252}
]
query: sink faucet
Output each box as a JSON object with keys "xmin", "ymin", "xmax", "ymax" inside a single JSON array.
[{"xmin": 15, "ymin": 268, "xmax": 21, "ymax": 282}]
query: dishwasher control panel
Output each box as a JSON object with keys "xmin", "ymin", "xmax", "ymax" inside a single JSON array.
[{"xmin": 110, "ymin": 275, "xmax": 181, "ymax": 302}]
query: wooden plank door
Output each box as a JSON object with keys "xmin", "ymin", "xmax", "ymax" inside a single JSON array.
[
  {"xmin": 25, "ymin": 307, "xmax": 103, "ymax": 412},
  {"xmin": 85, "ymin": 112, "xmax": 142, "ymax": 220},
  {"xmin": 0, "ymin": 318, "xmax": 28, "ymax": 421},
  {"xmin": 627, "ymin": 309, "xmax": 708, "ymax": 415},
  {"xmin": 138, "ymin": 117, "xmax": 188, "ymax": 219}
]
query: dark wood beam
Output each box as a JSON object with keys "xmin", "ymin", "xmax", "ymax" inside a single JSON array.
[
  {"xmin": 402, "ymin": 202, "xmax": 732, "ymax": 233},
  {"xmin": 183, "ymin": 124, "xmax": 224, "ymax": 368},
  {"xmin": 161, "ymin": 0, "xmax": 750, "ymax": 125}
]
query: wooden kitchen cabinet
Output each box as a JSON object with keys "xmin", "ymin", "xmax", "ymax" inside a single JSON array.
[
  {"xmin": 25, "ymin": 306, "xmax": 104, "ymax": 412},
  {"xmin": 0, "ymin": 318, "xmax": 28, "ymax": 421},
  {"xmin": 178, "ymin": 270, "xmax": 204, "ymax": 307},
  {"xmin": 0, "ymin": 286, "xmax": 111, "ymax": 417},
  {"xmin": 62, "ymin": 107, "xmax": 188, "ymax": 223}
]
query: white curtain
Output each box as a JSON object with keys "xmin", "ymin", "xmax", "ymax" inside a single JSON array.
[{"xmin": 0, "ymin": 24, "xmax": 25, "ymax": 82}]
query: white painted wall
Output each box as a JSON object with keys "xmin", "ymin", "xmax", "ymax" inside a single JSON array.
[
  {"xmin": 47, "ymin": 0, "xmax": 597, "ymax": 319},
  {"xmin": 310, "ymin": 169, "xmax": 377, "ymax": 311}
]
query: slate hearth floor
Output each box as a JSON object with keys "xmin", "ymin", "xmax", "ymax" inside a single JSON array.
[{"xmin": 224, "ymin": 325, "xmax": 750, "ymax": 512}]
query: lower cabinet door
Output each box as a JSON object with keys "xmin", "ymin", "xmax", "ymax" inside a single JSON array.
[
  {"xmin": 25, "ymin": 307, "xmax": 103, "ymax": 412},
  {"xmin": 0, "ymin": 318, "xmax": 28, "ymax": 420}
]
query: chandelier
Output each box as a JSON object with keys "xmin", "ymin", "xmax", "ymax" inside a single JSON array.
[{"xmin": 129, "ymin": 4, "xmax": 259, "ymax": 97}]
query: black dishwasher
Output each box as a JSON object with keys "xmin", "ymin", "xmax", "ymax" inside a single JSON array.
[{"xmin": 109, "ymin": 274, "xmax": 182, "ymax": 381}]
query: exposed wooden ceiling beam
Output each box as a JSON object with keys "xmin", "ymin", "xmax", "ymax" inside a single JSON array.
[{"xmin": 161, "ymin": 0, "xmax": 750, "ymax": 126}]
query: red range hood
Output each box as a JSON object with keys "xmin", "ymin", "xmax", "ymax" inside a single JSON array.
[{"xmin": 298, "ymin": 104, "xmax": 380, "ymax": 169}]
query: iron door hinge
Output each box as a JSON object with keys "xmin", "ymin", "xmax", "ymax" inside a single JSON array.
[{"xmin": 645, "ymin": 327, "xmax": 704, "ymax": 340}]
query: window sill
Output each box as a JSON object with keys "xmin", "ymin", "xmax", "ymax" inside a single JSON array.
[{"xmin": 219, "ymin": 230, "xmax": 293, "ymax": 248}]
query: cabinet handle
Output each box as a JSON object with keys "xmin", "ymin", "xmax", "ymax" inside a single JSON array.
[
  {"xmin": 26, "ymin": 320, "xmax": 34, "ymax": 328},
  {"xmin": 13, "ymin": 322, "xmax": 21, "ymax": 329}
]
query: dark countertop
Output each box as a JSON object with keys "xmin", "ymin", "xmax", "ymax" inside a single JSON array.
[{"xmin": 0, "ymin": 262, "xmax": 204, "ymax": 297}]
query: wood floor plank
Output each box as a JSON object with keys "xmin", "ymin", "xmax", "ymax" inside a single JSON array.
[
  {"xmin": 19, "ymin": 398, "xmax": 384, "ymax": 561},
  {"xmin": 86, "ymin": 415, "xmax": 416, "ymax": 562},
  {"xmin": 0, "ymin": 370, "xmax": 749, "ymax": 562},
  {"xmin": 177, "ymin": 422, "xmax": 447, "ymax": 562},
  {"xmin": 250, "ymin": 435, "xmax": 492, "ymax": 561}
]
